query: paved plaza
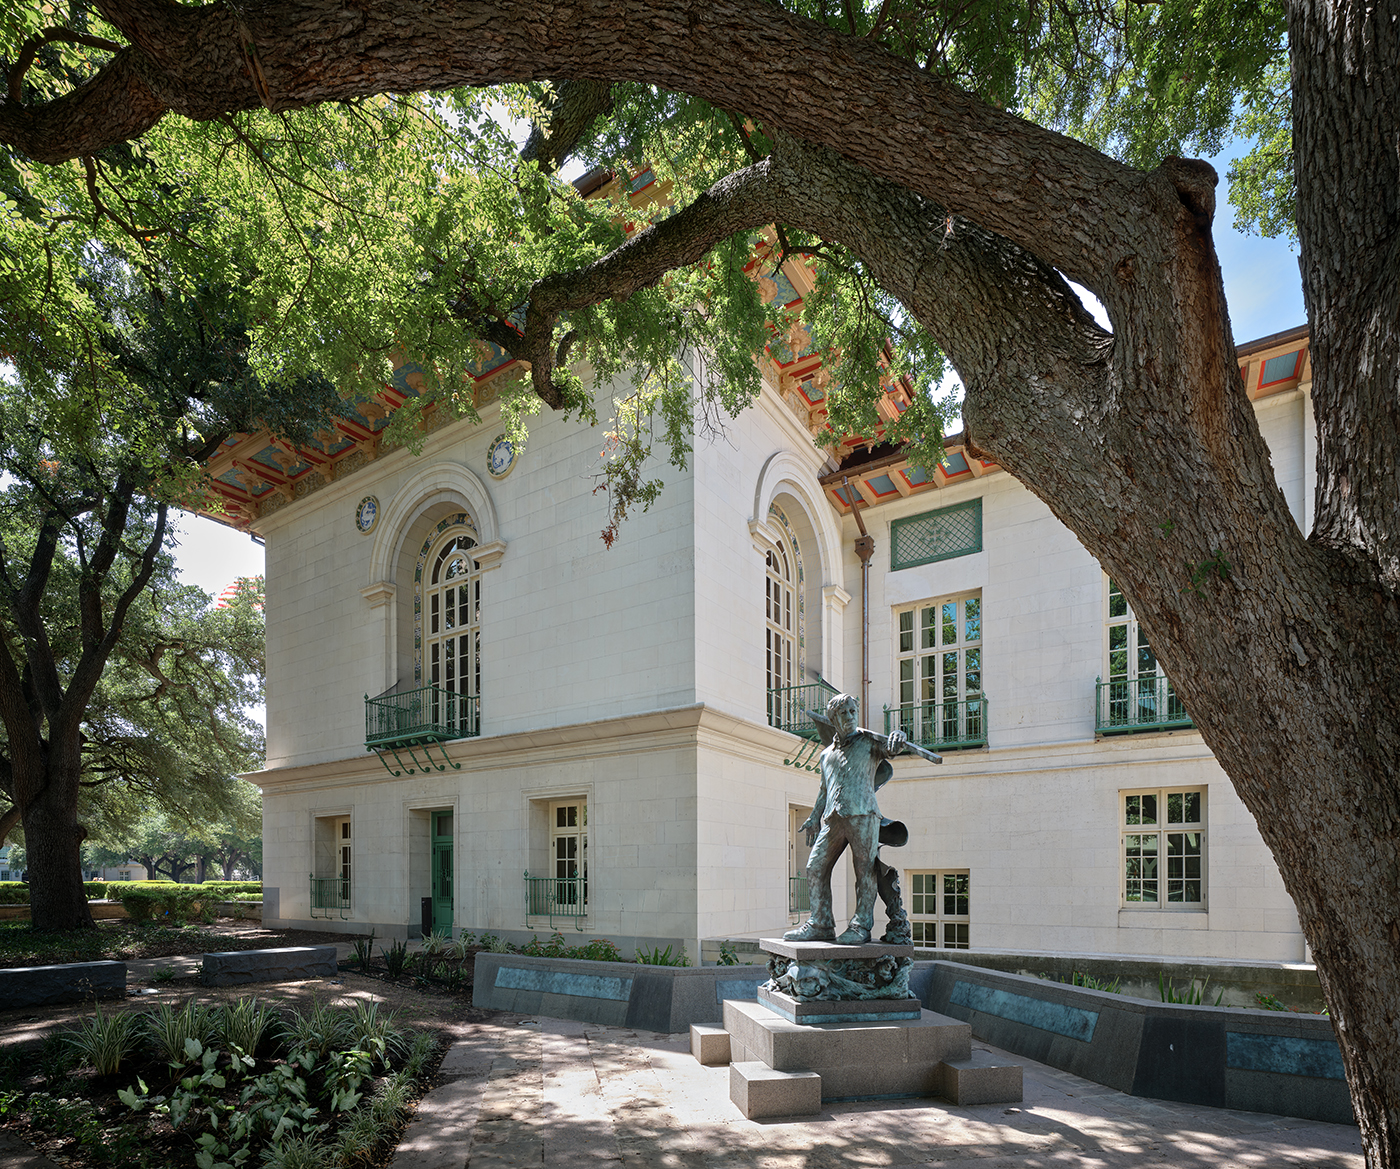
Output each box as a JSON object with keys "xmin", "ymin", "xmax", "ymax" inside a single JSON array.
[{"xmin": 390, "ymin": 1015, "xmax": 1363, "ymax": 1169}]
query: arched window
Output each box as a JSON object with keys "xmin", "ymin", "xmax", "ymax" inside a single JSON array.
[
  {"xmin": 419, "ymin": 527, "xmax": 481, "ymax": 735},
  {"xmin": 766, "ymin": 534, "xmax": 798, "ymax": 730}
]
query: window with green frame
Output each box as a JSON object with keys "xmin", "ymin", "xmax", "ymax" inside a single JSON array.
[{"xmin": 890, "ymin": 498, "xmax": 982, "ymax": 570}]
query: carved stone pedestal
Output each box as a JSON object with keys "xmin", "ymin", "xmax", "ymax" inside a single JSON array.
[{"xmin": 716, "ymin": 938, "xmax": 1022, "ymax": 1119}]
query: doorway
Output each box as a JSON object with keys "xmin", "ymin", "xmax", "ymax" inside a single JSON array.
[{"xmin": 431, "ymin": 811, "xmax": 453, "ymax": 932}]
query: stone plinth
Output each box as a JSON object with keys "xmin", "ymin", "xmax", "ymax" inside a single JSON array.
[
  {"xmin": 0, "ymin": 960, "xmax": 125, "ymax": 1007},
  {"xmin": 201, "ymin": 945, "xmax": 337, "ymax": 987},
  {"xmin": 690, "ymin": 1024, "xmax": 731, "ymax": 1066},
  {"xmin": 762, "ymin": 939, "xmax": 915, "ymax": 962},
  {"xmin": 729, "ymin": 1062, "xmax": 822, "ymax": 1119},
  {"xmin": 758, "ymin": 985, "xmax": 922, "ymax": 1024},
  {"xmin": 724, "ymin": 998, "xmax": 972, "ymax": 1101},
  {"xmin": 941, "ymin": 1050, "xmax": 1024, "ymax": 1105}
]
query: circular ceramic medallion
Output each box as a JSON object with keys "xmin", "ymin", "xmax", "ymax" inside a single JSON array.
[
  {"xmin": 355, "ymin": 495, "xmax": 380, "ymax": 534},
  {"xmin": 487, "ymin": 434, "xmax": 518, "ymax": 479}
]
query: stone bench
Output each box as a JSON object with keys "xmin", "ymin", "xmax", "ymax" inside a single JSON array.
[
  {"xmin": 0, "ymin": 960, "xmax": 126, "ymax": 1007},
  {"xmin": 201, "ymin": 945, "xmax": 337, "ymax": 987}
]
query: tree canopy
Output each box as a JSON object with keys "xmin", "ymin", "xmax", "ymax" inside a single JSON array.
[{"xmin": 2, "ymin": 0, "xmax": 1398, "ymax": 1163}]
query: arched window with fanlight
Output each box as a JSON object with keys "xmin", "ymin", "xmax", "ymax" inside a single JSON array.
[
  {"xmin": 766, "ymin": 532, "xmax": 799, "ymax": 732},
  {"xmin": 421, "ymin": 528, "xmax": 482, "ymax": 736}
]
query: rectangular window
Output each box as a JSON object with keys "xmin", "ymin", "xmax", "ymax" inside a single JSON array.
[
  {"xmin": 1122, "ymin": 788, "xmax": 1205, "ymax": 906},
  {"xmin": 890, "ymin": 498, "xmax": 982, "ymax": 570},
  {"xmin": 527, "ymin": 799, "xmax": 588, "ymax": 922},
  {"xmin": 1099, "ymin": 577, "xmax": 1192, "ymax": 733},
  {"xmin": 891, "ymin": 593, "xmax": 984, "ymax": 748},
  {"xmin": 909, "ymin": 870, "xmax": 970, "ymax": 948}
]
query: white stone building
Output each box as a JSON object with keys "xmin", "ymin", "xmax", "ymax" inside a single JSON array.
[{"xmin": 228, "ymin": 269, "xmax": 1313, "ymax": 964}]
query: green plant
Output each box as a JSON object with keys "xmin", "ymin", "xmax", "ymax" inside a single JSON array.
[
  {"xmin": 477, "ymin": 932, "xmax": 513, "ymax": 954},
  {"xmin": 115, "ymin": 883, "xmax": 206, "ymax": 923},
  {"xmin": 147, "ymin": 1001, "xmax": 220, "ymax": 1065},
  {"xmin": 350, "ymin": 929, "xmax": 376, "ymax": 970},
  {"xmin": 447, "ymin": 933, "xmax": 476, "ymax": 960},
  {"xmin": 82, "ymin": 880, "xmax": 109, "ymax": 900},
  {"xmin": 381, "ymin": 939, "xmax": 411, "ymax": 978},
  {"xmin": 569, "ymin": 938, "xmax": 623, "ymax": 962},
  {"xmin": 153, "ymin": 965, "xmax": 177, "ymax": 983},
  {"xmin": 346, "ymin": 1000, "xmax": 406, "ymax": 1066},
  {"xmin": 66, "ymin": 1008, "xmax": 140, "ymax": 1076},
  {"xmin": 285, "ymin": 999, "xmax": 351, "ymax": 1058},
  {"xmin": 717, "ymin": 940, "xmax": 740, "ymax": 966},
  {"xmin": 400, "ymin": 1032, "xmax": 437, "ymax": 1083},
  {"xmin": 0, "ymin": 882, "xmax": 30, "ymax": 905},
  {"xmin": 221, "ymin": 997, "xmax": 278, "ymax": 1056},
  {"xmin": 635, "ymin": 943, "xmax": 690, "ymax": 967},
  {"xmin": 1039, "ymin": 970, "xmax": 1122, "ymax": 994},
  {"xmin": 259, "ymin": 1135, "xmax": 335, "ymax": 1169},
  {"xmin": 1159, "ymin": 973, "xmax": 1224, "ymax": 1006},
  {"xmin": 420, "ymin": 928, "xmax": 451, "ymax": 956}
]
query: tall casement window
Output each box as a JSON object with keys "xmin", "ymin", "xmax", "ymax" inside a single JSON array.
[
  {"xmin": 337, "ymin": 820, "xmax": 352, "ymax": 902},
  {"xmin": 765, "ymin": 535, "xmax": 799, "ymax": 730},
  {"xmin": 551, "ymin": 800, "xmax": 587, "ymax": 912},
  {"xmin": 423, "ymin": 530, "xmax": 481, "ymax": 736},
  {"xmin": 1099, "ymin": 578, "xmax": 1191, "ymax": 733},
  {"xmin": 909, "ymin": 871, "xmax": 970, "ymax": 948},
  {"xmin": 1122, "ymin": 788, "xmax": 1205, "ymax": 906},
  {"xmin": 892, "ymin": 593, "xmax": 985, "ymax": 749}
]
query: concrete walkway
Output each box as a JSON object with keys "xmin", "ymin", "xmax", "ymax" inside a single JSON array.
[{"xmin": 390, "ymin": 1016, "xmax": 1364, "ymax": 1169}]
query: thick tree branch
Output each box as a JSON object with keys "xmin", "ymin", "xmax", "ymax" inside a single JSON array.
[
  {"xmin": 520, "ymin": 79, "xmax": 615, "ymax": 175},
  {"xmin": 7, "ymin": 0, "xmax": 1164, "ymax": 287}
]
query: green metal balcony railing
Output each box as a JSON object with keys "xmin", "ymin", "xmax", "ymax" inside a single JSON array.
[
  {"xmin": 523, "ymin": 872, "xmax": 588, "ymax": 929},
  {"xmin": 365, "ymin": 685, "xmax": 480, "ymax": 747},
  {"xmin": 767, "ymin": 679, "xmax": 839, "ymax": 738},
  {"xmin": 884, "ymin": 697, "xmax": 988, "ymax": 750},
  {"xmin": 1096, "ymin": 676, "xmax": 1193, "ymax": 734},
  {"xmin": 309, "ymin": 875, "xmax": 351, "ymax": 920},
  {"xmin": 789, "ymin": 875, "xmax": 809, "ymax": 915}
]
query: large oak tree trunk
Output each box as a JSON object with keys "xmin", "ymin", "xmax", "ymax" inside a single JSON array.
[{"xmin": 20, "ymin": 765, "xmax": 93, "ymax": 931}]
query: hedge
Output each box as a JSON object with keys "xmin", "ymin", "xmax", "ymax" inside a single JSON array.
[
  {"xmin": 113, "ymin": 883, "xmax": 209, "ymax": 922},
  {"xmin": 200, "ymin": 881, "xmax": 262, "ymax": 898},
  {"xmin": 83, "ymin": 880, "xmax": 108, "ymax": 900},
  {"xmin": 0, "ymin": 881, "xmax": 28, "ymax": 905}
]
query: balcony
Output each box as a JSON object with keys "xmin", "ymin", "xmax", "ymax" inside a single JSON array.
[
  {"xmin": 309, "ymin": 875, "xmax": 351, "ymax": 920},
  {"xmin": 365, "ymin": 685, "xmax": 480, "ymax": 750},
  {"xmin": 884, "ymin": 697, "xmax": 988, "ymax": 751},
  {"xmin": 1096, "ymin": 676, "xmax": 1193, "ymax": 734},
  {"xmin": 789, "ymin": 875, "xmax": 809, "ymax": 915},
  {"xmin": 767, "ymin": 679, "xmax": 839, "ymax": 738},
  {"xmin": 523, "ymin": 872, "xmax": 587, "ymax": 930}
]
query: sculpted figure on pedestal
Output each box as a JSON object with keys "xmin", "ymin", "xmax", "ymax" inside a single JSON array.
[{"xmin": 784, "ymin": 693, "xmax": 940, "ymax": 946}]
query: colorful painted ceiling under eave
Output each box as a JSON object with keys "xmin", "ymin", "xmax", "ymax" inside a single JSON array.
[
  {"xmin": 817, "ymin": 326, "xmax": 1315, "ymax": 519},
  {"xmin": 818, "ymin": 438, "xmax": 1002, "ymax": 515},
  {"xmin": 194, "ymin": 169, "xmax": 928, "ymax": 531}
]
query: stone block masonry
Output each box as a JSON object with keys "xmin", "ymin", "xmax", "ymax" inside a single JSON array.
[
  {"xmin": 0, "ymin": 960, "xmax": 125, "ymax": 1007},
  {"xmin": 201, "ymin": 945, "xmax": 337, "ymax": 987}
]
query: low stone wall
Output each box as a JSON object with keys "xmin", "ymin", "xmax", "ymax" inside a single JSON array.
[
  {"xmin": 702, "ymin": 940, "xmax": 1323, "ymax": 1011},
  {"xmin": 916, "ymin": 960, "xmax": 1350, "ymax": 1125},
  {"xmin": 212, "ymin": 900, "xmax": 263, "ymax": 921},
  {"xmin": 202, "ymin": 945, "xmax": 338, "ymax": 987},
  {"xmin": 472, "ymin": 952, "xmax": 768, "ymax": 1032},
  {"xmin": 0, "ymin": 960, "xmax": 126, "ymax": 1007},
  {"xmin": 0, "ymin": 902, "xmax": 130, "ymax": 922}
]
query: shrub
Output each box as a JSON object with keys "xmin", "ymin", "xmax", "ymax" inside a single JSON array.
[
  {"xmin": 65, "ymin": 1008, "xmax": 141, "ymax": 1076},
  {"xmin": 82, "ymin": 881, "xmax": 108, "ymax": 900},
  {"xmin": 200, "ymin": 880, "xmax": 262, "ymax": 899},
  {"xmin": 146, "ymin": 1001, "xmax": 220, "ymax": 1065},
  {"xmin": 0, "ymin": 882, "xmax": 30, "ymax": 905},
  {"xmin": 114, "ymin": 883, "xmax": 206, "ymax": 922},
  {"xmin": 635, "ymin": 944, "xmax": 690, "ymax": 967}
]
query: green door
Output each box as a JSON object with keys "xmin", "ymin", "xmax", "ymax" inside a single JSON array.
[{"xmin": 431, "ymin": 812, "xmax": 453, "ymax": 931}]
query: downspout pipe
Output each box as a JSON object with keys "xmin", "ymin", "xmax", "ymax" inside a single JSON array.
[{"xmin": 843, "ymin": 477, "xmax": 875, "ymax": 720}]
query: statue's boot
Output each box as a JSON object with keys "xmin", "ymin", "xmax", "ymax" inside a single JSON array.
[
  {"xmin": 834, "ymin": 924, "xmax": 871, "ymax": 945},
  {"xmin": 783, "ymin": 921, "xmax": 836, "ymax": 942}
]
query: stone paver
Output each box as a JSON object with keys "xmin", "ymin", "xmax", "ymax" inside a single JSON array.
[{"xmin": 390, "ymin": 1018, "xmax": 1364, "ymax": 1169}]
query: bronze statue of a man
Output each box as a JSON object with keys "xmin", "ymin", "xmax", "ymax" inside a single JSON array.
[{"xmin": 785, "ymin": 692, "xmax": 939, "ymax": 945}]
